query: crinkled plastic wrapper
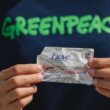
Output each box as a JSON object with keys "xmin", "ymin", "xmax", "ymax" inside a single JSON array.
[{"xmin": 37, "ymin": 47, "xmax": 94, "ymax": 85}]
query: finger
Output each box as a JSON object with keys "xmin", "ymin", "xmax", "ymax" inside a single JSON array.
[
  {"xmin": 4, "ymin": 73, "xmax": 43, "ymax": 92},
  {"xmin": 9, "ymin": 95, "xmax": 33, "ymax": 109},
  {"xmin": 5, "ymin": 86, "xmax": 37, "ymax": 103},
  {"xmin": 0, "ymin": 64, "xmax": 43, "ymax": 80},
  {"xmin": 95, "ymin": 87, "xmax": 110, "ymax": 98},
  {"xmin": 104, "ymin": 77, "xmax": 110, "ymax": 81},
  {"xmin": 88, "ymin": 58, "xmax": 110, "ymax": 68},
  {"xmin": 93, "ymin": 78, "xmax": 110, "ymax": 90},
  {"xmin": 89, "ymin": 68, "xmax": 110, "ymax": 78}
]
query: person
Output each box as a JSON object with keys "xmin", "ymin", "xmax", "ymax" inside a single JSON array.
[{"xmin": 0, "ymin": 0, "xmax": 110, "ymax": 110}]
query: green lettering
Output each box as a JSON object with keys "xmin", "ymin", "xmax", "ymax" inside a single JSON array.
[
  {"xmin": 52, "ymin": 16, "xmax": 65, "ymax": 35},
  {"xmin": 77, "ymin": 15, "xmax": 92, "ymax": 35},
  {"xmin": 102, "ymin": 17, "xmax": 110, "ymax": 33},
  {"xmin": 2, "ymin": 17, "xmax": 15, "ymax": 39},
  {"xmin": 39, "ymin": 17, "xmax": 52, "ymax": 35},
  {"xmin": 89, "ymin": 15, "xmax": 102, "ymax": 33},
  {"xmin": 16, "ymin": 16, "xmax": 27, "ymax": 36},
  {"xmin": 65, "ymin": 16, "xmax": 79, "ymax": 34},
  {"xmin": 28, "ymin": 17, "xmax": 40, "ymax": 36}
]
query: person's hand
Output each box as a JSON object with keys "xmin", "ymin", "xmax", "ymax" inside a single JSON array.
[
  {"xmin": 0, "ymin": 64, "xmax": 43, "ymax": 110},
  {"xmin": 88, "ymin": 58, "xmax": 110, "ymax": 98}
]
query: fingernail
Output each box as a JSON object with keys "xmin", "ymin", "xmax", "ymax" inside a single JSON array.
[
  {"xmin": 38, "ymin": 73, "xmax": 44, "ymax": 80},
  {"xmin": 93, "ymin": 79, "xmax": 97, "ymax": 85},
  {"xmin": 37, "ymin": 64, "xmax": 43, "ymax": 71},
  {"xmin": 33, "ymin": 85, "xmax": 37, "ymax": 92},
  {"xmin": 88, "ymin": 59, "xmax": 93, "ymax": 67}
]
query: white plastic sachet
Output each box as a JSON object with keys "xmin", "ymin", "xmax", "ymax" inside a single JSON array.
[{"xmin": 37, "ymin": 47, "xmax": 94, "ymax": 85}]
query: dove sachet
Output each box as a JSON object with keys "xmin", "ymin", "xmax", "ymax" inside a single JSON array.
[{"xmin": 37, "ymin": 47, "xmax": 94, "ymax": 85}]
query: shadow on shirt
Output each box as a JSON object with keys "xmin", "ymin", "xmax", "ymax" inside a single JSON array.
[{"xmin": 0, "ymin": 0, "xmax": 21, "ymax": 15}]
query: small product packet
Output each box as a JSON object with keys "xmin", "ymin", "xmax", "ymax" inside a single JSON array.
[{"xmin": 37, "ymin": 47, "xmax": 94, "ymax": 85}]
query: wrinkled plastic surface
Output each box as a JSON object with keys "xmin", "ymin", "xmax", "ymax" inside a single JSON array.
[{"xmin": 37, "ymin": 47, "xmax": 94, "ymax": 85}]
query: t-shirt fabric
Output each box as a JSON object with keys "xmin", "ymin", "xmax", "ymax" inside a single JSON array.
[{"xmin": 0, "ymin": 0, "xmax": 110, "ymax": 110}]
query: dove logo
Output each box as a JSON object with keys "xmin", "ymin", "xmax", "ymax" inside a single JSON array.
[{"xmin": 51, "ymin": 52, "xmax": 70, "ymax": 60}]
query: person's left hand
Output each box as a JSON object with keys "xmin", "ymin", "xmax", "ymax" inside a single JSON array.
[{"xmin": 88, "ymin": 58, "xmax": 110, "ymax": 98}]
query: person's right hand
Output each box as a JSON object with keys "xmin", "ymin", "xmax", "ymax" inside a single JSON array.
[{"xmin": 0, "ymin": 64, "xmax": 43, "ymax": 110}]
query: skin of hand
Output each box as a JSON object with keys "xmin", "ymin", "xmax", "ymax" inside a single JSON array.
[
  {"xmin": 0, "ymin": 64, "xmax": 43, "ymax": 110},
  {"xmin": 88, "ymin": 58, "xmax": 110, "ymax": 98}
]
